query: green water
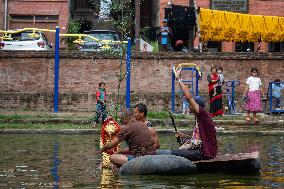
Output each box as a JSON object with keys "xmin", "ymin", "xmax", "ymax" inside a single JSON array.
[{"xmin": 0, "ymin": 133, "xmax": 283, "ymax": 188}]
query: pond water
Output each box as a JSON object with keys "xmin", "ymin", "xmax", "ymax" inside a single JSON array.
[{"xmin": 0, "ymin": 133, "xmax": 283, "ymax": 188}]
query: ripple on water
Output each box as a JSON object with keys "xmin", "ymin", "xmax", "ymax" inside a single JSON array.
[{"xmin": 0, "ymin": 133, "xmax": 283, "ymax": 188}]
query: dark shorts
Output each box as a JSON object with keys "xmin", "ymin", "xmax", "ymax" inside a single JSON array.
[{"xmin": 171, "ymin": 149, "xmax": 207, "ymax": 161}]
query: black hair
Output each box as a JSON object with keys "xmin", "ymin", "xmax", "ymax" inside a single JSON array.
[
  {"xmin": 134, "ymin": 103, "xmax": 148, "ymax": 117},
  {"xmin": 211, "ymin": 66, "xmax": 218, "ymax": 72},
  {"xmin": 120, "ymin": 108, "xmax": 134, "ymax": 124},
  {"xmin": 217, "ymin": 66, "xmax": 223, "ymax": 71},
  {"xmin": 274, "ymin": 79, "xmax": 281, "ymax": 86},
  {"xmin": 251, "ymin": 67, "xmax": 258, "ymax": 75},
  {"xmin": 99, "ymin": 82, "xmax": 105, "ymax": 87}
]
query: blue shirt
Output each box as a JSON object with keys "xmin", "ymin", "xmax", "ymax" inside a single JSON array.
[{"xmin": 272, "ymin": 83, "xmax": 284, "ymax": 98}]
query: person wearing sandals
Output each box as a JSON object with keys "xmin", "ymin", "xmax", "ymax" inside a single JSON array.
[{"xmin": 242, "ymin": 68, "xmax": 265, "ymax": 124}]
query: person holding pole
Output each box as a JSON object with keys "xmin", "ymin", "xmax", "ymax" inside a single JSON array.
[{"xmin": 158, "ymin": 70, "xmax": 218, "ymax": 161}]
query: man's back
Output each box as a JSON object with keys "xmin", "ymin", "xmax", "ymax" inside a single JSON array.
[{"xmin": 118, "ymin": 120, "xmax": 156, "ymax": 157}]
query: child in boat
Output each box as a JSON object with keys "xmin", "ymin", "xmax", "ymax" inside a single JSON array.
[{"xmin": 242, "ymin": 68, "xmax": 264, "ymax": 124}]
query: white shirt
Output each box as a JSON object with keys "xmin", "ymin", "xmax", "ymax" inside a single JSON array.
[{"xmin": 246, "ymin": 76, "xmax": 262, "ymax": 91}]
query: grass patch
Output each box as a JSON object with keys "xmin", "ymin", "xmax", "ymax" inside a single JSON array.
[
  {"xmin": 147, "ymin": 111, "xmax": 193, "ymax": 120},
  {"xmin": 0, "ymin": 123, "xmax": 100, "ymax": 129},
  {"xmin": 0, "ymin": 113, "xmax": 91, "ymax": 120},
  {"xmin": 0, "ymin": 114, "xmax": 34, "ymax": 119}
]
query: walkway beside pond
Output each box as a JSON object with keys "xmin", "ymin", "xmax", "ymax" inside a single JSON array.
[{"xmin": 0, "ymin": 111, "xmax": 283, "ymax": 134}]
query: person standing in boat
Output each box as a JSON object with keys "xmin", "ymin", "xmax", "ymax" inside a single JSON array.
[{"xmin": 100, "ymin": 109, "xmax": 156, "ymax": 167}]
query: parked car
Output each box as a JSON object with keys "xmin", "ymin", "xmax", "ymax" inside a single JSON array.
[
  {"xmin": 77, "ymin": 30, "xmax": 122, "ymax": 52},
  {"xmin": 0, "ymin": 30, "xmax": 52, "ymax": 51}
]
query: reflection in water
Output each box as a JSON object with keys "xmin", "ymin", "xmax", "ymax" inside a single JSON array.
[
  {"xmin": 51, "ymin": 141, "xmax": 59, "ymax": 189},
  {"xmin": 0, "ymin": 134, "xmax": 283, "ymax": 188}
]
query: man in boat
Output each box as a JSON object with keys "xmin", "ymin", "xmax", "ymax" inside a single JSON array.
[
  {"xmin": 100, "ymin": 109, "xmax": 156, "ymax": 167},
  {"xmin": 171, "ymin": 79, "xmax": 218, "ymax": 161},
  {"xmin": 133, "ymin": 103, "xmax": 160, "ymax": 149}
]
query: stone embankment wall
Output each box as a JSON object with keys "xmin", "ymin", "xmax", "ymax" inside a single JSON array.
[{"xmin": 0, "ymin": 51, "xmax": 283, "ymax": 112}]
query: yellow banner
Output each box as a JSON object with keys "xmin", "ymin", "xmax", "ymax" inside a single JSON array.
[{"xmin": 198, "ymin": 8, "xmax": 284, "ymax": 42}]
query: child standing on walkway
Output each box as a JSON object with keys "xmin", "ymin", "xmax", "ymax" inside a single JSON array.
[
  {"xmin": 92, "ymin": 82, "xmax": 107, "ymax": 128},
  {"xmin": 272, "ymin": 79, "xmax": 284, "ymax": 110},
  {"xmin": 243, "ymin": 68, "xmax": 264, "ymax": 124}
]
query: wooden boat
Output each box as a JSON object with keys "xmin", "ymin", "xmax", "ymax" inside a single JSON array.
[{"xmin": 193, "ymin": 151, "xmax": 260, "ymax": 174}]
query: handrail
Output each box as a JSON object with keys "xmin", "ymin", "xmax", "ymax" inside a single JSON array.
[
  {"xmin": 0, "ymin": 28, "xmax": 128, "ymax": 44},
  {"xmin": 172, "ymin": 63, "xmax": 202, "ymax": 78}
]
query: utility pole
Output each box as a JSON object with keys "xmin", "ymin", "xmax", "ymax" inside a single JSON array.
[
  {"xmin": 135, "ymin": 0, "xmax": 141, "ymax": 51},
  {"xmin": 4, "ymin": 0, "xmax": 8, "ymax": 30},
  {"xmin": 188, "ymin": 0, "xmax": 194, "ymax": 51}
]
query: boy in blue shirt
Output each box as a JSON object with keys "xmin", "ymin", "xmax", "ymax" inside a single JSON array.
[{"xmin": 272, "ymin": 79, "xmax": 284, "ymax": 110}]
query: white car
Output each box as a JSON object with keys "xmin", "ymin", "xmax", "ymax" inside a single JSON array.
[{"xmin": 0, "ymin": 30, "xmax": 52, "ymax": 51}]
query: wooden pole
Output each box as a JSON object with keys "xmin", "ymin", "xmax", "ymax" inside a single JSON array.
[
  {"xmin": 135, "ymin": 0, "xmax": 141, "ymax": 51},
  {"xmin": 188, "ymin": 0, "xmax": 194, "ymax": 51}
]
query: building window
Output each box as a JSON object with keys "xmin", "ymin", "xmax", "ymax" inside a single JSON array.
[
  {"xmin": 235, "ymin": 42, "xmax": 254, "ymax": 52},
  {"xmin": 10, "ymin": 15, "xmax": 59, "ymax": 22},
  {"xmin": 75, "ymin": 0, "xmax": 89, "ymax": 10},
  {"xmin": 268, "ymin": 42, "xmax": 284, "ymax": 52},
  {"xmin": 203, "ymin": 41, "xmax": 222, "ymax": 52}
]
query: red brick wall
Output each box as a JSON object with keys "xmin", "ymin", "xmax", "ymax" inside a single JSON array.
[
  {"xmin": 1, "ymin": 51, "xmax": 284, "ymax": 111},
  {"xmin": 0, "ymin": 51, "xmax": 284, "ymax": 93},
  {"xmin": 249, "ymin": 0, "xmax": 284, "ymax": 16},
  {"xmin": 1, "ymin": 52, "xmax": 284, "ymax": 94}
]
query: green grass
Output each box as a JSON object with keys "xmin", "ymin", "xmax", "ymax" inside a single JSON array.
[
  {"xmin": 0, "ymin": 123, "xmax": 99, "ymax": 129},
  {"xmin": 150, "ymin": 41, "xmax": 159, "ymax": 53},
  {"xmin": 0, "ymin": 111, "xmax": 247, "ymax": 124},
  {"xmin": 0, "ymin": 122, "xmax": 278, "ymax": 131},
  {"xmin": 0, "ymin": 114, "xmax": 35, "ymax": 119},
  {"xmin": 147, "ymin": 111, "xmax": 193, "ymax": 120},
  {"xmin": 0, "ymin": 113, "xmax": 90, "ymax": 120}
]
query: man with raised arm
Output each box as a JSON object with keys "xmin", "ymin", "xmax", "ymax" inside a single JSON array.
[{"xmin": 165, "ymin": 73, "xmax": 218, "ymax": 161}]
